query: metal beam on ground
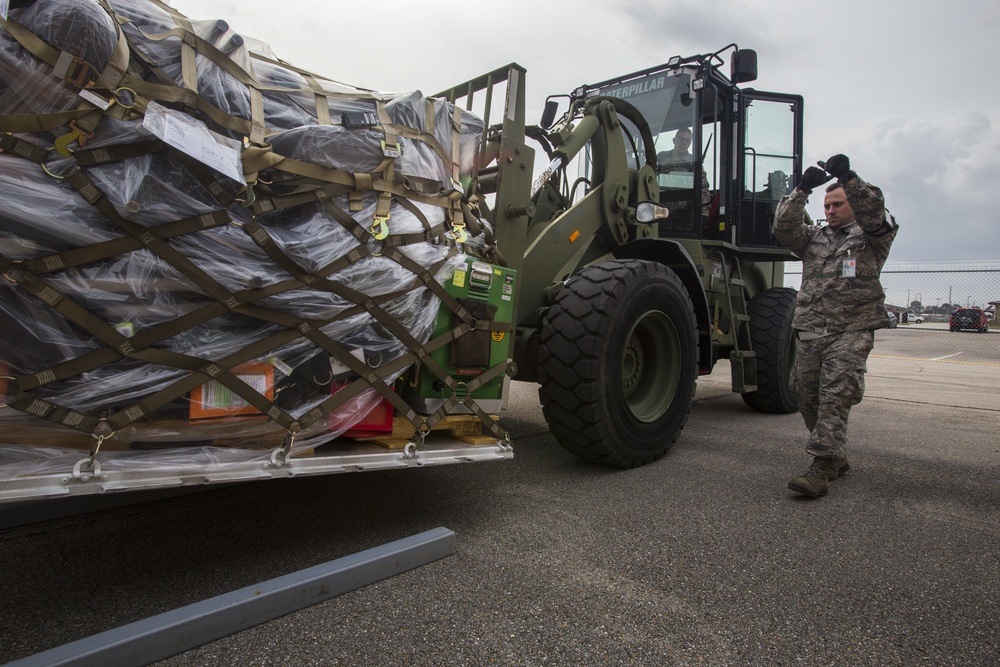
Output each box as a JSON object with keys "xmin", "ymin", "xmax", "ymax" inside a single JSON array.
[{"xmin": 3, "ymin": 527, "xmax": 457, "ymax": 667}]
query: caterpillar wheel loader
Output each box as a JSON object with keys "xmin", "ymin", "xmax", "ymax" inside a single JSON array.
[{"xmin": 438, "ymin": 45, "xmax": 804, "ymax": 467}]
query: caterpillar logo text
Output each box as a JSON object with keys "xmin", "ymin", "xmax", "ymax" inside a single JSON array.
[{"xmin": 601, "ymin": 75, "xmax": 666, "ymax": 100}]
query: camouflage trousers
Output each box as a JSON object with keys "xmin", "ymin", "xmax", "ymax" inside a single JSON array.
[{"xmin": 791, "ymin": 329, "xmax": 875, "ymax": 459}]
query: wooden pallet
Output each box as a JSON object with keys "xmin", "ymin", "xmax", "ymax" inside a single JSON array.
[{"xmin": 351, "ymin": 414, "xmax": 499, "ymax": 450}]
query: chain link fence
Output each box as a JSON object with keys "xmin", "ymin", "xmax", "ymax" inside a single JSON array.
[{"xmin": 783, "ymin": 260, "xmax": 1000, "ymax": 367}]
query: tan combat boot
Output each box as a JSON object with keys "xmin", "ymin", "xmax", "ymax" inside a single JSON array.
[{"xmin": 788, "ymin": 457, "xmax": 843, "ymax": 497}]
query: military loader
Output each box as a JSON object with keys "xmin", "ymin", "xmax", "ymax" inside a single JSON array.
[{"xmin": 437, "ymin": 45, "xmax": 803, "ymax": 467}]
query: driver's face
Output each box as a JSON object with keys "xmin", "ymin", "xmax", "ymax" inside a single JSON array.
[{"xmin": 673, "ymin": 132, "xmax": 692, "ymax": 153}]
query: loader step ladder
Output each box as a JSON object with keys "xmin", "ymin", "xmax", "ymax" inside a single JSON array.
[{"xmin": 718, "ymin": 254, "xmax": 757, "ymax": 393}]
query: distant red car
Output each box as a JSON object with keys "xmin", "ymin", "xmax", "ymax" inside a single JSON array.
[{"xmin": 950, "ymin": 307, "xmax": 989, "ymax": 332}]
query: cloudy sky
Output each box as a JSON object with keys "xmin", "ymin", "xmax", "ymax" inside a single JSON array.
[{"xmin": 166, "ymin": 0, "xmax": 1000, "ymax": 264}]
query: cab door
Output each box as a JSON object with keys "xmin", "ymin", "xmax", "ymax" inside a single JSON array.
[{"xmin": 737, "ymin": 92, "xmax": 803, "ymax": 248}]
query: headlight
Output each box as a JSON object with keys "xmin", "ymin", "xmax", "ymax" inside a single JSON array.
[{"xmin": 636, "ymin": 202, "xmax": 670, "ymax": 223}]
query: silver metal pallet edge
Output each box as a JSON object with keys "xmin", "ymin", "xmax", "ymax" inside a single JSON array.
[
  {"xmin": 0, "ymin": 439, "xmax": 513, "ymax": 506},
  {"xmin": 1, "ymin": 527, "xmax": 457, "ymax": 667}
]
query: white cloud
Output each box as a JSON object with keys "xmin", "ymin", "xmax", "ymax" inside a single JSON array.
[
  {"xmin": 161, "ymin": 0, "xmax": 1000, "ymax": 261},
  {"xmin": 825, "ymin": 112, "xmax": 1000, "ymax": 260}
]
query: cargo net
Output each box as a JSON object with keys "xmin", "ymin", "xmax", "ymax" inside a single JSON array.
[{"xmin": 0, "ymin": 0, "xmax": 509, "ymax": 475}]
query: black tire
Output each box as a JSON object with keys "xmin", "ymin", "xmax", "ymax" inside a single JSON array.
[
  {"xmin": 741, "ymin": 287, "xmax": 798, "ymax": 414},
  {"xmin": 537, "ymin": 259, "xmax": 698, "ymax": 468}
]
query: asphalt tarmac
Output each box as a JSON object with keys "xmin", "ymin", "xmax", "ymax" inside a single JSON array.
[{"xmin": 1, "ymin": 348, "xmax": 998, "ymax": 666}]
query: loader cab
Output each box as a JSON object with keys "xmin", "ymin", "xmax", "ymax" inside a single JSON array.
[{"xmin": 593, "ymin": 49, "xmax": 803, "ymax": 250}]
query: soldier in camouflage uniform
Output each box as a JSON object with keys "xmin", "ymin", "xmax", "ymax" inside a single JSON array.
[{"xmin": 772, "ymin": 154, "xmax": 898, "ymax": 497}]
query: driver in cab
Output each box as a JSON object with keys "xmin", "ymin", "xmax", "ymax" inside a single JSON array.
[{"xmin": 656, "ymin": 128, "xmax": 711, "ymax": 228}]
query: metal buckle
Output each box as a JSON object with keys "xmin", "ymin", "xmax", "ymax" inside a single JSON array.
[{"xmin": 380, "ymin": 140, "xmax": 402, "ymax": 158}]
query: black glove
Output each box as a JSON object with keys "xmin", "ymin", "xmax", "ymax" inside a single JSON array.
[
  {"xmin": 797, "ymin": 166, "xmax": 832, "ymax": 192},
  {"xmin": 819, "ymin": 154, "xmax": 857, "ymax": 183}
]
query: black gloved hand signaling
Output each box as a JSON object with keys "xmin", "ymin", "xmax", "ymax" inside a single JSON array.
[
  {"xmin": 819, "ymin": 154, "xmax": 857, "ymax": 183},
  {"xmin": 797, "ymin": 166, "xmax": 832, "ymax": 193}
]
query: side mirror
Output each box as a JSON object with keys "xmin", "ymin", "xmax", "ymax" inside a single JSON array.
[
  {"xmin": 540, "ymin": 100, "xmax": 559, "ymax": 129},
  {"xmin": 731, "ymin": 49, "xmax": 758, "ymax": 84}
]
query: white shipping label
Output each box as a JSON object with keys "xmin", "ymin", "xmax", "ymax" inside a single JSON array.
[
  {"xmin": 142, "ymin": 101, "xmax": 245, "ymax": 185},
  {"xmin": 330, "ymin": 348, "xmax": 367, "ymax": 376},
  {"xmin": 79, "ymin": 88, "xmax": 112, "ymax": 110}
]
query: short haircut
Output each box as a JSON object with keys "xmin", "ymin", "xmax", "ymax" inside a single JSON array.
[{"xmin": 825, "ymin": 182, "xmax": 844, "ymax": 193}]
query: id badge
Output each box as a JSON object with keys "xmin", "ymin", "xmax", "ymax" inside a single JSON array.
[{"xmin": 842, "ymin": 258, "xmax": 857, "ymax": 278}]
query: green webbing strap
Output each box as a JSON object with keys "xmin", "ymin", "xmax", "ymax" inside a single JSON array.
[
  {"xmin": 310, "ymin": 191, "xmax": 473, "ymax": 369},
  {"xmin": 247, "ymin": 49, "xmax": 382, "ymax": 96},
  {"xmin": 0, "ymin": 15, "xmax": 62, "ymax": 71},
  {"xmin": 247, "ymin": 313, "xmax": 427, "ymax": 432},
  {"xmin": 7, "ymin": 224, "xmax": 436, "ymax": 436},
  {"xmin": 265, "ymin": 191, "xmax": 475, "ymax": 416},
  {"xmin": 7, "ymin": 393, "xmax": 101, "ymax": 435},
  {"xmin": 117, "ymin": 73, "xmax": 255, "ymax": 138},
  {"xmin": 301, "ymin": 73, "xmax": 331, "ymax": 126},
  {"xmin": 0, "ymin": 13, "xmax": 131, "ymax": 136},
  {"xmin": 383, "ymin": 247, "xmax": 473, "ymax": 326},
  {"xmin": 374, "ymin": 100, "xmax": 400, "ymax": 161},
  {"xmin": 105, "ymin": 9, "xmax": 267, "ymax": 144},
  {"xmin": 386, "ymin": 195, "xmax": 444, "ymax": 246},
  {"xmin": 174, "ymin": 17, "xmax": 199, "ymax": 93},
  {"xmin": 6, "ymin": 267, "xmax": 298, "ymax": 435},
  {"xmin": 71, "ymin": 139, "xmax": 166, "ymax": 167},
  {"xmin": 251, "ymin": 184, "xmax": 353, "ymax": 217},
  {"xmin": 166, "ymin": 150, "xmax": 241, "ymax": 208},
  {"xmin": 424, "ymin": 359, "xmax": 509, "ymax": 438},
  {"xmin": 9, "ymin": 211, "xmax": 390, "ymax": 394},
  {"xmin": 234, "ymin": 217, "xmax": 447, "ymax": 386},
  {"xmin": 242, "ymin": 148, "xmax": 455, "ymax": 210},
  {"xmin": 109, "ymin": 23, "xmax": 255, "ymax": 88},
  {"xmin": 65, "ymin": 170, "xmax": 249, "ymax": 310},
  {"xmin": 450, "ymin": 103, "xmax": 465, "ymax": 190},
  {"xmin": 0, "ymin": 110, "xmax": 95, "ymax": 134},
  {"xmin": 0, "ymin": 133, "xmax": 48, "ymax": 164},
  {"xmin": 19, "ymin": 210, "xmax": 230, "ymax": 277}
]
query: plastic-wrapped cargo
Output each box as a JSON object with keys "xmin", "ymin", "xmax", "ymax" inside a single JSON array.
[{"xmin": 0, "ymin": 0, "xmax": 507, "ymax": 486}]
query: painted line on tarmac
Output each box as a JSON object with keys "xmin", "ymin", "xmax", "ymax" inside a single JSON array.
[
  {"xmin": 931, "ymin": 352, "xmax": 963, "ymax": 361},
  {"xmin": 870, "ymin": 354, "xmax": 1000, "ymax": 367}
]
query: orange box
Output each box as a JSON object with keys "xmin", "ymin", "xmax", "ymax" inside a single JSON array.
[{"xmin": 190, "ymin": 362, "xmax": 274, "ymax": 421}]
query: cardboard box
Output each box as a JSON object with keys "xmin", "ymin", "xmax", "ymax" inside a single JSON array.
[{"xmin": 190, "ymin": 363, "xmax": 274, "ymax": 421}]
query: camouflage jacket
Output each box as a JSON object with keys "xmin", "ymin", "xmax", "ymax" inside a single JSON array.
[
  {"xmin": 657, "ymin": 151, "xmax": 711, "ymax": 214},
  {"xmin": 773, "ymin": 177, "xmax": 898, "ymax": 333}
]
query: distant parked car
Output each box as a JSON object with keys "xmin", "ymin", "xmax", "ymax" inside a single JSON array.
[
  {"xmin": 950, "ymin": 307, "xmax": 989, "ymax": 333},
  {"xmin": 886, "ymin": 310, "xmax": 898, "ymax": 328},
  {"xmin": 912, "ymin": 314, "xmax": 925, "ymax": 324}
]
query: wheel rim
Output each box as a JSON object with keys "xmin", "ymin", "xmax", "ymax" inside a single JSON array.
[{"xmin": 621, "ymin": 310, "xmax": 680, "ymax": 422}]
